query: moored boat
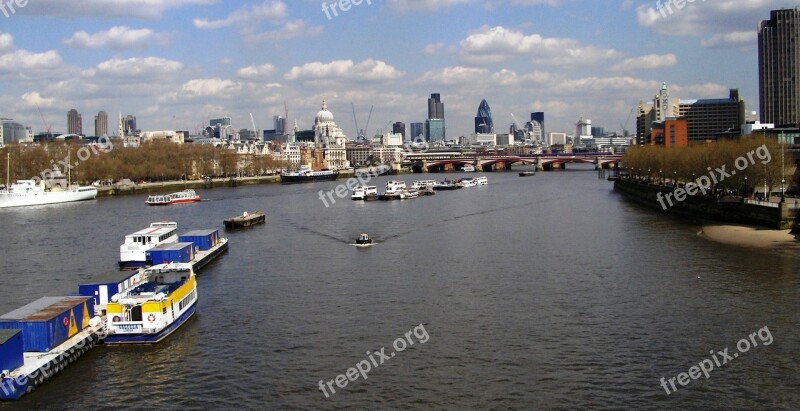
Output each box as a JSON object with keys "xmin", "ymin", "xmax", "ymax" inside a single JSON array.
[
  {"xmin": 224, "ymin": 211, "xmax": 266, "ymax": 228},
  {"xmin": 280, "ymin": 165, "xmax": 339, "ymax": 184},
  {"xmin": 0, "ymin": 153, "xmax": 97, "ymax": 209},
  {"xmin": 351, "ymin": 186, "xmax": 377, "ymax": 201},
  {"xmin": 145, "ymin": 189, "xmax": 200, "ymax": 206},
  {"xmin": 119, "ymin": 222, "xmax": 179, "ymax": 270},
  {"xmin": 400, "ymin": 188, "xmax": 420, "ymax": 199},
  {"xmin": 476, "ymin": 176, "xmax": 488, "ymax": 185},
  {"xmin": 103, "ymin": 263, "xmax": 198, "ymax": 344},
  {"xmin": 519, "ymin": 171, "xmax": 536, "ymax": 177}
]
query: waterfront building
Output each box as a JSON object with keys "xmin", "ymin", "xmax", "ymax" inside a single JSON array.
[
  {"xmin": 1, "ymin": 119, "xmax": 31, "ymax": 144},
  {"xmin": 393, "ymin": 122, "xmax": 406, "ymax": 140},
  {"xmin": 474, "ymin": 99, "xmax": 494, "ymax": 134},
  {"xmin": 637, "ymin": 84, "xmax": 744, "ymax": 144},
  {"xmin": 346, "ymin": 145, "xmax": 372, "ymax": 166},
  {"xmin": 94, "ymin": 111, "xmax": 108, "ymax": 137},
  {"xmin": 496, "ymin": 134, "xmax": 513, "ymax": 146},
  {"xmin": 648, "ymin": 118, "xmax": 688, "ymax": 147},
  {"xmin": 759, "ymin": 9, "xmax": 800, "ymax": 127},
  {"xmin": 67, "ymin": 109, "xmax": 82, "ymax": 135}
]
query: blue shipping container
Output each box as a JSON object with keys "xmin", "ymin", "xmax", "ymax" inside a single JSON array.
[
  {"xmin": 78, "ymin": 270, "xmax": 140, "ymax": 312},
  {"xmin": 179, "ymin": 229, "xmax": 219, "ymax": 251},
  {"xmin": 0, "ymin": 296, "xmax": 92, "ymax": 352},
  {"xmin": 0, "ymin": 329, "xmax": 24, "ymax": 373},
  {"xmin": 146, "ymin": 242, "xmax": 194, "ymax": 264}
]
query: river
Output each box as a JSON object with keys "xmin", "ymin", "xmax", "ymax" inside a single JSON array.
[{"xmin": 0, "ymin": 165, "xmax": 797, "ymax": 410}]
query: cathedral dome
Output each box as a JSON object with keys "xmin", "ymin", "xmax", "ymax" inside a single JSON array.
[{"xmin": 316, "ymin": 99, "xmax": 335, "ymax": 123}]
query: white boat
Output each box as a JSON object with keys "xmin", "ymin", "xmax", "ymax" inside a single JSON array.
[
  {"xmin": 146, "ymin": 189, "xmax": 201, "ymax": 206},
  {"xmin": 119, "ymin": 222, "xmax": 179, "ymax": 270},
  {"xmin": 0, "ymin": 153, "xmax": 97, "ymax": 209},
  {"xmin": 352, "ymin": 186, "xmax": 378, "ymax": 200},
  {"xmin": 459, "ymin": 178, "xmax": 478, "ymax": 187},
  {"xmin": 103, "ymin": 263, "xmax": 198, "ymax": 344},
  {"xmin": 385, "ymin": 180, "xmax": 406, "ymax": 194},
  {"xmin": 462, "ymin": 165, "xmax": 476, "ymax": 172},
  {"xmin": 400, "ymin": 188, "xmax": 420, "ymax": 199},
  {"xmin": 476, "ymin": 176, "xmax": 488, "ymax": 186},
  {"xmin": 412, "ymin": 180, "xmax": 437, "ymax": 190}
]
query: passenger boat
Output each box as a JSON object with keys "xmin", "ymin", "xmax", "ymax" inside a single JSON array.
[
  {"xmin": 119, "ymin": 222, "xmax": 179, "ymax": 270},
  {"xmin": 103, "ymin": 263, "xmax": 198, "ymax": 344},
  {"xmin": 380, "ymin": 180, "xmax": 406, "ymax": 200},
  {"xmin": 462, "ymin": 165, "xmax": 476, "ymax": 172},
  {"xmin": 356, "ymin": 233, "xmax": 372, "ymax": 245},
  {"xmin": 224, "ymin": 211, "xmax": 266, "ymax": 229},
  {"xmin": 351, "ymin": 186, "xmax": 378, "ymax": 201},
  {"xmin": 400, "ymin": 188, "xmax": 420, "ymax": 199},
  {"xmin": 145, "ymin": 189, "xmax": 200, "ymax": 206},
  {"xmin": 519, "ymin": 171, "xmax": 536, "ymax": 177},
  {"xmin": 476, "ymin": 176, "xmax": 488, "ymax": 185},
  {"xmin": 433, "ymin": 180, "xmax": 462, "ymax": 190},
  {"xmin": 459, "ymin": 178, "xmax": 478, "ymax": 187},
  {"xmin": 280, "ymin": 165, "xmax": 339, "ymax": 184},
  {"xmin": 412, "ymin": 180, "xmax": 437, "ymax": 190}
]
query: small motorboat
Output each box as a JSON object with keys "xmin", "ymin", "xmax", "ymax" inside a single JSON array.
[
  {"xmin": 356, "ymin": 233, "xmax": 372, "ymax": 245},
  {"xmin": 224, "ymin": 211, "xmax": 266, "ymax": 229},
  {"xmin": 519, "ymin": 171, "xmax": 536, "ymax": 177}
]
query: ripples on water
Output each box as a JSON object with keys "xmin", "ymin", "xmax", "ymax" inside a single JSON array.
[{"xmin": 0, "ymin": 166, "xmax": 797, "ymax": 410}]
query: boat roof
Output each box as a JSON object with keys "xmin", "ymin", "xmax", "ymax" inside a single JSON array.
[
  {"xmin": 127, "ymin": 226, "xmax": 177, "ymax": 236},
  {"xmin": 149, "ymin": 242, "xmax": 194, "ymax": 251},
  {"xmin": 0, "ymin": 296, "xmax": 91, "ymax": 321},
  {"xmin": 181, "ymin": 229, "xmax": 218, "ymax": 237},
  {"xmin": 81, "ymin": 270, "xmax": 139, "ymax": 286}
]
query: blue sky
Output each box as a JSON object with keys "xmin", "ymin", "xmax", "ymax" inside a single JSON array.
[{"xmin": 0, "ymin": 0, "xmax": 794, "ymax": 138}]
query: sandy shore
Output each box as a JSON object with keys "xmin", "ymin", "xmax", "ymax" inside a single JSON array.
[{"xmin": 700, "ymin": 224, "xmax": 800, "ymax": 249}]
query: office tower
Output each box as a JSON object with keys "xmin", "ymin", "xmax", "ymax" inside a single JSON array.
[
  {"xmin": 410, "ymin": 122, "xmax": 424, "ymax": 141},
  {"xmin": 759, "ymin": 8, "xmax": 800, "ymax": 127},
  {"xmin": 392, "ymin": 122, "xmax": 406, "ymax": 140},
  {"xmin": 95, "ymin": 111, "xmax": 108, "ymax": 137},
  {"xmin": 474, "ymin": 99, "xmax": 494, "ymax": 134},
  {"xmin": 426, "ymin": 93, "xmax": 445, "ymax": 141}
]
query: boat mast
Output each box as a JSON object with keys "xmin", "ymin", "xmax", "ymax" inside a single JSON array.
[
  {"xmin": 67, "ymin": 148, "xmax": 71, "ymax": 188},
  {"xmin": 5, "ymin": 152, "xmax": 9, "ymax": 191}
]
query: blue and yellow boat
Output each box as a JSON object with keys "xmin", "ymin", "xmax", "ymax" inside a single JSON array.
[{"xmin": 103, "ymin": 263, "xmax": 197, "ymax": 344}]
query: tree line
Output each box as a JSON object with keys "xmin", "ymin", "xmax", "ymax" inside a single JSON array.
[
  {"xmin": 0, "ymin": 140, "xmax": 290, "ymax": 185},
  {"xmin": 622, "ymin": 137, "xmax": 796, "ymax": 195}
]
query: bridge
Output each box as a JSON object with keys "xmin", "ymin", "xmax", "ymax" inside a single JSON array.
[{"xmin": 404, "ymin": 153, "xmax": 622, "ymax": 173}]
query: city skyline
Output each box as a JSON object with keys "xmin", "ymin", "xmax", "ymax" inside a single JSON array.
[{"xmin": 0, "ymin": 1, "xmax": 794, "ymax": 139}]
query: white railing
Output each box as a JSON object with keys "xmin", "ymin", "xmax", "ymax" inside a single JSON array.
[{"xmin": 744, "ymin": 199, "xmax": 780, "ymax": 208}]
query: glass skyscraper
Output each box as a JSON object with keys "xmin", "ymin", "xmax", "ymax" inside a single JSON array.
[
  {"xmin": 759, "ymin": 9, "xmax": 800, "ymax": 127},
  {"xmin": 474, "ymin": 99, "xmax": 494, "ymax": 134}
]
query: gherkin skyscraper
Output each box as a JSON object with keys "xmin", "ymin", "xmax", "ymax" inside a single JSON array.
[{"xmin": 474, "ymin": 99, "xmax": 494, "ymax": 134}]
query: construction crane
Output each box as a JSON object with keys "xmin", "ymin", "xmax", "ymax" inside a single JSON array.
[
  {"xmin": 363, "ymin": 106, "xmax": 373, "ymax": 141},
  {"xmin": 36, "ymin": 104, "xmax": 51, "ymax": 134},
  {"xmin": 351, "ymin": 103, "xmax": 360, "ymax": 141},
  {"xmin": 250, "ymin": 113, "xmax": 258, "ymax": 140},
  {"xmin": 620, "ymin": 107, "xmax": 635, "ymax": 137}
]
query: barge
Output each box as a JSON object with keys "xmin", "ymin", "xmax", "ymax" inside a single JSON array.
[{"xmin": 224, "ymin": 211, "xmax": 266, "ymax": 229}]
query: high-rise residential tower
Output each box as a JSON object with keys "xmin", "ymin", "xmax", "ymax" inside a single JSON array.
[
  {"xmin": 95, "ymin": 111, "xmax": 108, "ymax": 137},
  {"xmin": 67, "ymin": 109, "xmax": 82, "ymax": 135}
]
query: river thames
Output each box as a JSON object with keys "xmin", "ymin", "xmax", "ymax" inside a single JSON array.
[{"xmin": 0, "ymin": 166, "xmax": 798, "ymax": 410}]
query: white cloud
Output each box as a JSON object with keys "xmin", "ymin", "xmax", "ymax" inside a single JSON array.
[
  {"xmin": 423, "ymin": 42, "xmax": 445, "ymax": 55},
  {"xmin": 285, "ymin": 59, "xmax": 404, "ymax": 82},
  {"xmin": 19, "ymin": 0, "xmax": 218, "ymax": 19},
  {"xmin": 0, "ymin": 33, "xmax": 13, "ymax": 54},
  {"xmin": 64, "ymin": 26, "xmax": 169, "ymax": 49},
  {"xmin": 0, "ymin": 50, "xmax": 62, "ymax": 72},
  {"xmin": 21, "ymin": 91, "xmax": 55, "ymax": 108},
  {"xmin": 611, "ymin": 54, "xmax": 677, "ymax": 72},
  {"xmin": 236, "ymin": 64, "xmax": 277, "ymax": 79},
  {"xmin": 94, "ymin": 57, "xmax": 184, "ymax": 77},
  {"xmin": 243, "ymin": 20, "xmax": 324, "ymax": 43},
  {"xmin": 458, "ymin": 26, "xmax": 621, "ymax": 66},
  {"xmin": 701, "ymin": 31, "xmax": 756, "ymax": 49},
  {"xmin": 194, "ymin": 0, "xmax": 287, "ymax": 29},
  {"xmin": 387, "ymin": 0, "xmax": 475, "ymax": 12}
]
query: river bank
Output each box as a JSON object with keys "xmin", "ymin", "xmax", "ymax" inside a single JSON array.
[
  {"xmin": 700, "ymin": 224, "xmax": 800, "ymax": 249},
  {"xmin": 613, "ymin": 178, "xmax": 799, "ymax": 231}
]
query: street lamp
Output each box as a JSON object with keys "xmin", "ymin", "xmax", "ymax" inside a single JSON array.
[
  {"xmin": 781, "ymin": 177, "xmax": 785, "ymax": 202},
  {"xmin": 648, "ymin": 168, "xmax": 651, "ymax": 183},
  {"xmin": 659, "ymin": 169, "xmax": 663, "ymax": 185},
  {"xmin": 744, "ymin": 175, "xmax": 748, "ymax": 199}
]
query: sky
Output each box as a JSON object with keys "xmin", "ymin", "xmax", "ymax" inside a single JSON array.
[{"xmin": 0, "ymin": 0, "xmax": 795, "ymax": 139}]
